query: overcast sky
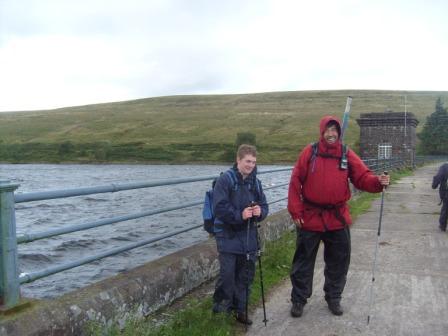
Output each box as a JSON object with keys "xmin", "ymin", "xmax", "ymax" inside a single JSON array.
[{"xmin": 1, "ymin": 0, "xmax": 447, "ymax": 112}]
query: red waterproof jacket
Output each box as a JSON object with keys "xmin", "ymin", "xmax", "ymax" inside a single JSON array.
[{"xmin": 287, "ymin": 116, "xmax": 383, "ymax": 232}]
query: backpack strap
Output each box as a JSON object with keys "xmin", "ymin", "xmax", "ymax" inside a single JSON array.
[
  {"xmin": 225, "ymin": 169, "xmax": 239, "ymax": 191},
  {"xmin": 303, "ymin": 198, "xmax": 348, "ymax": 227},
  {"xmin": 340, "ymin": 144, "xmax": 348, "ymax": 170},
  {"xmin": 311, "ymin": 142, "xmax": 318, "ymax": 160},
  {"xmin": 224, "ymin": 168, "xmax": 264, "ymax": 205},
  {"xmin": 253, "ymin": 177, "xmax": 262, "ymax": 202},
  {"xmin": 310, "ymin": 142, "xmax": 318, "ymax": 173},
  {"xmin": 226, "ymin": 169, "xmax": 262, "ymax": 201},
  {"xmin": 256, "ymin": 178, "xmax": 261, "ymax": 194},
  {"xmin": 309, "ymin": 142, "xmax": 349, "ymax": 172}
]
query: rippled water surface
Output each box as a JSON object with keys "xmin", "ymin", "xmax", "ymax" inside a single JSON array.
[{"xmin": 0, "ymin": 164, "xmax": 290, "ymax": 298}]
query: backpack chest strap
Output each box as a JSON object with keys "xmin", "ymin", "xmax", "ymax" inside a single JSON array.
[{"xmin": 316, "ymin": 152, "xmax": 341, "ymax": 159}]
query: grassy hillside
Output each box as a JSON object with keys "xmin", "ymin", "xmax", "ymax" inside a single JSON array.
[{"xmin": 1, "ymin": 90, "xmax": 447, "ymax": 163}]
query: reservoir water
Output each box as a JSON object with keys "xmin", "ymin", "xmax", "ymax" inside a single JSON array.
[{"xmin": 0, "ymin": 164, "xmax": 290, "ymax": 299}]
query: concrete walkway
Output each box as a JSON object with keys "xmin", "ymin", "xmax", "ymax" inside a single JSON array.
[{"xmin": 248, "ymin": 163, "xmax": 448, "ymax": 336}]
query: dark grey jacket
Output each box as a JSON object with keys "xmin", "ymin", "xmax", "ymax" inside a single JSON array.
[
  {"xmin": 213, "ymin": 165, "xmax": 268, "ymax": 254},
  {"xmin": 432, "ymin": 163, "xmax": 448, "ymax": 201}
]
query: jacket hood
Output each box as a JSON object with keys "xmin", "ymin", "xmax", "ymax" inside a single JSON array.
[
  {"xmin": 319, "ymin": 115, "xmax": 342, "ymax": 137},
  {"xmin": 319, "ymin": 115, "xmax": 342, "ymax": 150}
]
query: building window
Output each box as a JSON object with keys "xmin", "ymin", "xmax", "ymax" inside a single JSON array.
[{"xmin": 378, "ymin": 143, "xmax": 392, "ymax": 159}]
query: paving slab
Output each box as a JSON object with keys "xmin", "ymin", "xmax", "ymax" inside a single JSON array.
[{"xmin": 247, "ymin": 163, "xmax": 448, "ymax": 336}]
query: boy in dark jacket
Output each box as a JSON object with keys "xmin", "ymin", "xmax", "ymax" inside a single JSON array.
[
  {"xmin": 212, "ymin": 144, "xmax": 269, "ymax": 325},
  {"xmin": 287, "ymin": 116, "xmax": 389, "ymax": 317},
  {"xmin": 432, "ymin": 162, "xmax": 448, "ymax": 231}
]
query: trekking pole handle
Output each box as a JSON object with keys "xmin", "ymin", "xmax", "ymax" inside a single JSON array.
[
  {"xmin": 248, "ymin": 201, "xmax": 259, "ymax": 219},
  {"xmin": 382, "ymin": 171, "xmax": 389, "ymax": 190}
]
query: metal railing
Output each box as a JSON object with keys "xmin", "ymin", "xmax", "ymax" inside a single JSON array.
[
  {"xmin": 2, "ymin": 156, "xmax": 446, "ymax": 310},
  {"xmin": 363, "ymin": 155, "xmax": 447, "ymax": 173},
  {"xmin": 0, "ymin": 167, "xmax": 291, "ymax": 310}
]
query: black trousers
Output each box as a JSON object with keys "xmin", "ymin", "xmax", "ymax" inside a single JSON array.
[
  {"xmin": 290, "ymin": 227, "xmax": 351, "ymax": 305},
  {"xmin": 440, "ymin": 198, "xmax": 448, "ymax": 230},
  {"xmin": 213, "ymin": 252, "xmax": 256, "ymax": 313}
]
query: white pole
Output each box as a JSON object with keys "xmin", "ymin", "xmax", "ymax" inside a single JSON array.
[{"xmin": 404, "ymin": 95, "xmax": 407, "ymax": 138}]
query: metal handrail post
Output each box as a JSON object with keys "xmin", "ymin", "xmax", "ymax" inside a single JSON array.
[{"xmin": 0, "ymin": 180, "xmax": 20, "ymax": 311}]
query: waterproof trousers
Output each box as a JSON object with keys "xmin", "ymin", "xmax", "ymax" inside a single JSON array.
[
  {"xmin": 213, "ymin": 252, "xmax": 256, "ymax": 313},
  {"xmin": 440, "ymin": 198, "xmax": 448, "ymax": 231},
  {"xmin": 290, "ymin": 227, "xmax": 351, "ymax": 305}
]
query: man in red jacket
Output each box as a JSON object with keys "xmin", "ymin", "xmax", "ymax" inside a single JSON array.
[{"xmin": 288, "ymin": 115, "xmax": 390, "ymax": 318}]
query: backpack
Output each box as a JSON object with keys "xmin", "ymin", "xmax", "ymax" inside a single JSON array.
[
  {"xmin": 202, "ymin": 169, "xmax": 261, "ymax": 235},
  {"xmin": 309, "ymin": 142, "xmax": 348, "ymax": 173}
]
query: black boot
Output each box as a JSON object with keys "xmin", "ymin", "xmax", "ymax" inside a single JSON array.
[
  {"xmin": 327, "ymin": 301, "xmax": 343, "ymax": 316},
  {"xmin": 290, "ymin": 302, "xmax": 305, "ymax": 317},
  {"xmin": 235, "ymin": 312, "xmax": 253, "ymax": 325}
]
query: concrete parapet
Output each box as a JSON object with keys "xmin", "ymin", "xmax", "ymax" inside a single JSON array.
[{"xmin": 0, "ymin": 210, "xmax": 293, "ymax": 336}]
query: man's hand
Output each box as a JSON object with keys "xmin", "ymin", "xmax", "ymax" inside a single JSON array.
[
  {"xmin": 293, "ymin": 218, "xmax": 304, "ymax": 229},
  {"xmin": 378, "ymin": 173, "xmax": 390, "ymax": 187}
]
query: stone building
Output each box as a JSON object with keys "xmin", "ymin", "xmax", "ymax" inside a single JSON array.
[{"xmin": 356, "ymin": 112, "xmax": 419, "ymax": 163}]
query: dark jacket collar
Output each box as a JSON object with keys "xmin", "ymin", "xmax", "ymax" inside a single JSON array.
[{"xmin": 232, "ymin": 163, "xmax": 257, "ymax": 184}]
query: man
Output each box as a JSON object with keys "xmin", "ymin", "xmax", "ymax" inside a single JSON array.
[
  {"xmin": 432, "ymin": 162, "xmax": 448, "ymax": 232},
  {"xmin": 212, "ymin": 144, "xmax": 269, "ymax": 325},
  {"xmin": 287, "ymin": 116, "xmax": 390, "ymax": 318}
]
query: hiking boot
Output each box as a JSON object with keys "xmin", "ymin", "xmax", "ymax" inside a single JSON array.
[
  {"xmin": 290, "ymin": 302, "xmax": 304, "ymax": 317},
  {"xmin": 327, "ymin": 301, "xmax": 343, "ymax": 316},
  {"xmin": 235, "ymin": 312, "xmax": 253, "ymax": 325},
  {"xmin": 439, "ymin": 225, "xmax": 446, "ymax": 232}
]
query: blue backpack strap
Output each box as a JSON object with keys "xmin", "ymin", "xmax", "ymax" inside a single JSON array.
[
  {"xmin": 254, "ymin": 177, "xmax": 262, "ymax": 201},
  {"xmin": 202, "ymin": 189, "xmax": 215, "ymax": 234},
  {"xmin": 225, "ymin": 169, "xmax": 239, "ymax": 191},
  {"xmin": 226, "ymin": 169, "xmax": 261, "ymax": 200}
]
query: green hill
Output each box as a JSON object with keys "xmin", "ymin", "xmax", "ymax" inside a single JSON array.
[{"xmin": 1, "ymin": 90, "xmax": 447, "ymax": 163}]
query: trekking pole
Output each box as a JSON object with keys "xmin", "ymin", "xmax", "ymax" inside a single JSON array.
[
  {"xmin": 367, "ymin": 171, "xmax": 388, "ymax": 325},
  {"xmin": 340, "ymin": 96, "xmax": 352, "ymax": 142},
  {"xmin": 253, "ymin": 206, "xmax": 268, "ymax": 326},
  {"xmin": 245, "ymin": 212, "xmax": 251, "ymax": 331}
]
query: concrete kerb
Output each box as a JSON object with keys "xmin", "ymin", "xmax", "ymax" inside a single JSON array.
[{"xmin": 0, "ymin": 210, "xmax": 293, "ymax": 336}]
